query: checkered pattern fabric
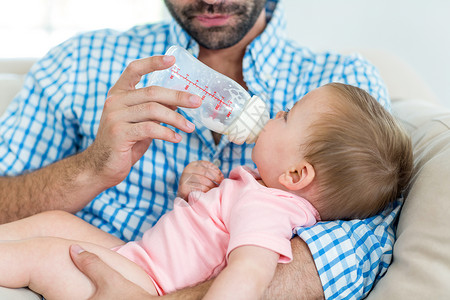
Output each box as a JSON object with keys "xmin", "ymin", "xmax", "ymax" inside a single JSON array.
[{"xmin": 0, "ymin": 1, "xmax": 394, "ymax": 298}]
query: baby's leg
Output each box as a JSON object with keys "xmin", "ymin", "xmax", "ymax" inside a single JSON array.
[
  {"xmin": 0, "ymin": 237, "xmax": 157, "ymax": 300},
  {"xmin": 0, "ymin": 211, "xmax": 123, "ymax": 248}
]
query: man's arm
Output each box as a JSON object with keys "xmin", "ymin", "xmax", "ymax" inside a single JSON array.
[
  {"xmin": 0, "ymin": 55, "xmax": 201, "ymax": 224},
  {"xmin": 263, "ymin": 236, "xmax": 324, "ymax": 299},
  {"xmin": 0, "ymin": 151, "xmax": 108, "ymax": 223},
  {"xmin": 72, "ymin": 236, "xmax": 325, "ymax": 299}
]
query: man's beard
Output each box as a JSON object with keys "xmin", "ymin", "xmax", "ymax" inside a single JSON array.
[{"xmin": 165, "ymin": 0, "xmax": 267, "ymax": 49}]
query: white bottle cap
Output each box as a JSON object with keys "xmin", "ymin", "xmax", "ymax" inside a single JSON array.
[{"xmin": 226, "ymin": 96, "xmax": 270, "ymax": 144}]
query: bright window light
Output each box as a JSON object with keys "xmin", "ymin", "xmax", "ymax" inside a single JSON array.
[{"xmin": 0, "ymin": 0, "xmax": 168, "ymax": 58}]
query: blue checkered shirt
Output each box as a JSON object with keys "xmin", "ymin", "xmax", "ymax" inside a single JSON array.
[{"xmin": 0, "ymin": 1, "xmax": 395, "ymax": 299}]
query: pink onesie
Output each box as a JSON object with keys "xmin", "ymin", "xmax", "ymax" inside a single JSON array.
[{"xmin": 114, "ymin": 166, "xmax": 320, "ymax": 295}]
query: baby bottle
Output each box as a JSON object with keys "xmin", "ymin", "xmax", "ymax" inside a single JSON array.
[{"xmin": 148, "ymin": 45, "xmax": 269, "ymax": 144}]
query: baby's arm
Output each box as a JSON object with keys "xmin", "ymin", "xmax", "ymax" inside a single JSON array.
[
  {"xmin": 204, "ymin": 245, "xmax": 279, "ymax": 300},
  {"xmin": 177, "ymin": 160, "xmax": 224, "ymax": 200},
  {"xmin": 0, "ymin": 237, "xmax": 157, "ymax": 299}
]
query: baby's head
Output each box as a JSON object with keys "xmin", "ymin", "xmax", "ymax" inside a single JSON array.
[{"xmin": 252, "ymin": 83, "xmax": 413, "ymax": 220}]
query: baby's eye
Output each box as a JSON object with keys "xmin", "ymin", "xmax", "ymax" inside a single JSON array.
[{"xmin": 283, "ymin": 108, "xmax": 291, "ymax": 121}]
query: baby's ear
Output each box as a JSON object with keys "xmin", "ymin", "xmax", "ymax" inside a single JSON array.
[{"xmin": 278, "ymin": 160, "xmax": 315, "ymax": 191}]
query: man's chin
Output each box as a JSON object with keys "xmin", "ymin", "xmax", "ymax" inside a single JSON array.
[{"xmin": 195, "ymin": 35, "xmax": 242, "ymax": 50}]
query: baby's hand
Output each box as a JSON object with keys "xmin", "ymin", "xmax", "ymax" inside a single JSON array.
[{"xmin": 178, "ymin": 160, "xmax": 224, "ymax": 200}]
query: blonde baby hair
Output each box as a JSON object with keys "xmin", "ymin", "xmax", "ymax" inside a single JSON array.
[{"xmin": 302, "ymin": 83, "xmax": 413, "ymax": 220}]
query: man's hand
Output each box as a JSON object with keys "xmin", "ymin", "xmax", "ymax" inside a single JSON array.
[
  {"xmin": 177, "ymin": 160, "xmax": 224, "ymax": 200},
  {"xmin": 70, "ymin": 244, "xmax": 156, "ymax": 300},
  {"xmin": 84, "ymin": 55, "xmax": 202, "ymax": 189}
]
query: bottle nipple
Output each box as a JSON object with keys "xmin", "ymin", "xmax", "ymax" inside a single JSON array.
[{"xmin": 226, "ymin": 96, "xmax": 270, "ymax": 144}]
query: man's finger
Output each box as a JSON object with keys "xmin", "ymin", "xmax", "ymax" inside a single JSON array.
[
  {"xmin": 123, "ymin": 103, "xmax": 196, "ymax": 134},
  {"xmin": 112, "ymin": 55, "xmax": 175, "ymax": 92},
  {"xmin": 69, "ymin": 244, "xmax": 115, "ymax": 287},
  {"xmin": 124, "ymin": 122, "xmax": 183, "ymax": 144},
  {"xmin": 121, "ymin": 85, "xmax": 202, "ymax": 108}
]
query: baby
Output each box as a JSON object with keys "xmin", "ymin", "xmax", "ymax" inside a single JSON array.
[{"xmin": 0, "ymin": 83, "xmax": 413, "ymax": 299}]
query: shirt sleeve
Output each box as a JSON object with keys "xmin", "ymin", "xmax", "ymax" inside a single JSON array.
[
  {"xmin": 227, "ymin": 188, "xmax": 316, "ymax": 263},
  {"xmin": 0, "ymin": 38, "xmax": 80, "ymax": 175},
  {"xmin": 296, "ymin": 199, "xmax": 402, "ymax": 299}
]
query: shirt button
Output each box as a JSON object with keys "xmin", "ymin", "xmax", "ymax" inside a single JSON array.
[{"xmin": 213, "ymin": 159, "xmax": 221, "ymax": 167}]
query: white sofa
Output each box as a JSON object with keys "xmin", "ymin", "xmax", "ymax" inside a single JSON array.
[{"xmin": 0, "ymin": 50, "xmax": 449, "ymax": 299}]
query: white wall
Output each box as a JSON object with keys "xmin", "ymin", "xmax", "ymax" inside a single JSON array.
[{"xmin": 284, "ymin": 0, "xmax": 450, "ymax": 108}]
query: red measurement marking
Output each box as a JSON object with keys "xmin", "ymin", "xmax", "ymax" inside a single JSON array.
[{"xmin": 169, "ymin": 66, "xmax": 233, "ymax": 115}]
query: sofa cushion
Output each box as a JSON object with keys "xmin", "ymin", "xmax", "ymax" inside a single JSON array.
[{"xmin": 367, "ymin": 98, "xmax": 450, "ymax": 298}]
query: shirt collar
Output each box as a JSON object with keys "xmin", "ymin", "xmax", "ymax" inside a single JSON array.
[{"xmin": 243, "ymin": 0, "xmax": 287, "ymax": 97}]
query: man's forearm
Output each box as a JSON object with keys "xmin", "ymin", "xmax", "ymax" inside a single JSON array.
[
  {"xmin": 163, "ymin": 236, "xmax": 324, "ymax": 300},
  {"xmin": 263, "ymin": 236, "xmax": 325, "ymax": 299},
  {"xmin": 161, "ymin": 280, "xmax": 212, "ymax": 300},
  {"xmin": 0, "ymin": 149, "xmax": 107, "ymax": 223}
]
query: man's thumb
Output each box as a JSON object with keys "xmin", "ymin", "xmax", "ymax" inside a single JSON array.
[{"xmin": 69, "ymin": 244, "xmax": 105, "ymax": 285}]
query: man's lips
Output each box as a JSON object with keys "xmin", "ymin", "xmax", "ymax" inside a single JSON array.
[{"xmin": 195, "ymin": 14, "xmax": 232, "ymax": 27}]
